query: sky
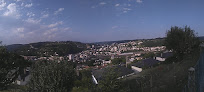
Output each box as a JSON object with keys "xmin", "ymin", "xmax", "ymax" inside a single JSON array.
[{"xmin": 0, "ymin": 0, "xmax": 204, "ymax": 45}]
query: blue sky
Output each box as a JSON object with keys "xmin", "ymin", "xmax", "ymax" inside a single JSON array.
[{"xmin": 0, "ymin": 0, "xmax": 204, "ymax": 45}]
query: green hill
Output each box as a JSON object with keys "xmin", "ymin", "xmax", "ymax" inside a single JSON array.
[{"xmin": 6, "ymin": 41, "xmax": 87, "ymax": 56}]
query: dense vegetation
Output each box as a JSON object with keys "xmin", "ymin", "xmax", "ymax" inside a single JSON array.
[
  {"xmin": 72, "ymin": 70, "xmax": 94, "ymax": 92},
  {"xmin": 141, "ymin": 52, "xmax": 156, "ymax": 59},
  {"xmin": 121, "ymin": 47, "xmax": 200, "ymax": 92},
  {"xmin": 25, "ymin": 61, "xmax": 122, "ymax": 92},
  {"xmin": 111, "ymin": 57, "xmax": 126, "ymax": 65},
  {"xmin": 27, "ymin": 60, "xmax": 76, "ymax": 92},
  {"xmin": 7, "ymin": 41, "xmax": 87, "ymax": 56},
  {"xmin": 141, "ymin": 39, "xmax": 164, "ymax": 47},
  {"xmin": 0, "ymin": 44, "xmax": 30, "ymax": 90},
  {"xmin": 165, "ymin": 26, "xmax": 200, "ymax": 60}
]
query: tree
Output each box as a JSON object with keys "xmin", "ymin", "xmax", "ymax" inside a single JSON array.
[
  {"xmin": 72, "ymin": 70, "xmax": 94, "ymax": 92},
  {"xmin": 112, "ymin": 57, "xmax": 126, "ymax": 65},
  {"xmin": 0, "ymin": 43, "xmax": 30, "ymax": 90},
  {"xmin": 27, "ymin": 60, "xmax": 76, "ymax": 92},
  {"xmin": 98, "ymin": 68, "xmax": 121, "ymax": 92},
  {"xmin": 165, "ymin": 26, "xmax": 200, "ymax": 59},
  {"xmin": 141, "ymin": 52, "xmax": 155, "ymax": 59}
]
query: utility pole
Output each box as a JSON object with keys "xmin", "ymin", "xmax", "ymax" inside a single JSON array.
[{"xmin": 126, "ymin": 56, "xmax": 128, "ymax": 68}]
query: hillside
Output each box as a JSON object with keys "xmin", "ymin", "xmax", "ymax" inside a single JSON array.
[
  {"xmin": 93, "ymin": 40, "xmax": 134, "ymax": 45},
  {"xmin": 140, "ymin": 38, "xmax": 164, "ymax": 47},
  {"xmin": 94, "ymin": 38, "xmax": 164, "ymax": 45},
  {"xmin": 6, "ymin": 41, "xmax": 87, "ymax": 56},
  {"xmin": 121, "ymin": 49, "xmax": 200, "ymax": 92}
]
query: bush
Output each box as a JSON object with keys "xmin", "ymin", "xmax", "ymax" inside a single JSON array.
[
  {"xmin": 27, "ymin": 60, "xmax": 76, "ymax": 92},
  {"xmin": 165, "ymin": 26, "xmax": 200, "ymax": 60}
]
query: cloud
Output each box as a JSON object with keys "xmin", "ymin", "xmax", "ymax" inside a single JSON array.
[
  {"xmin": 62, "ymin": 27, "xmax": 71, "ymax": 31},
  {"xmin": 3, "ymin": 3, "xmax": 20, "ymax": 19},
  {"xmin": 123, "ymin": 11, "xmax": 127, "ymax": 13},
  {"xmin": 48, "ymin": 34, "xmax": 56, "ymax": 39},
  {"xmin": 44, "ymin": 28, "xmax": 58, "ymax": 36},
  {"xmin": 15, "ymin": 0, "xmax": 22, "ymax": 2},
  {"xmin": 122, "ymin": 8, "xmax": 132, "ymax": 13},
  {"xmin": 41, "ymin": 11, "xmax": 49, "ymax": 18},
  {"xmin": 54, "ymin": 8, "xmax": 64, "ymax": 15},
  {"xmin": 41, "ymin": 14, "xmax": 49, "ymax": 18},
  {"xmin": 0, "ymin": 0, "xmax": 6, "ymax": 10},
  {"xmin": 13, "ymin": 27, "xmax": 25, "ymax": 38},
  {"xmin": 115, "ymin": 4, "xmax": 120, "ymax": 7},
  {"xmin": 16, "ymin": 27, "xmax": 24, "ymax": 33},
  {"xmin": 25, "ymin": 18, "xmax": 41, "ymax": 24},
  {"xmin": 91, "ymin": 6, "xmax": 96, "ymax": 9},
  {"xmin": 48, "ymin": 21, "xmax": 63, "ymax": 28},
  {"xmin": 25, "ymin": 3, "xmax": 33, "ymax": 8},
  {"xmin": 112, "ymin": 26, "xmax": 118, "ymax": 29},
  {"xmin": 27, "ymin": 12, "xmax": 35, "ymax": 17},
  {"xmin": 21, "ymin": 3, "xmax": 24, "ymax": 6},
  {"xmin": 136, "ymin": 0, "xmax": 142, "ymax": 3},
  {"xmin": 99, "ymin": 2, "xmax": 106, "ymax": 5},
  {"xmin": 123, "ymin": 8, "xmax": 132, "ymax": 11}
]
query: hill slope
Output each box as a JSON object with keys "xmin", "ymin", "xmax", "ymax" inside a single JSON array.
[
  {"xmin": 6, "ymin": 41, "xmax": 87, "ymax": 56},
  {"xmin": 122, "ymin": 49, "xmax": 200, "ymax": 92}
]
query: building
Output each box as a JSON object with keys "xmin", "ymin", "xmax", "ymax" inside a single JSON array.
[
  {"xmin": 155, "ymin": 52, "xmax": 173, "ymax": 61},
  {"xmin": 102, "ymin": 60, "xmax": 111, "ymax": 66},
  {"xmin": 68, "ymin": 54, "xmax": 74, "ymax": 61},
  {"xmin": 131, "ymin": 58, "xmax": 159, "ymax": 73},
  {"xmin": 92, "ymin": 65, "xmax": 134, "ymax": 84}
]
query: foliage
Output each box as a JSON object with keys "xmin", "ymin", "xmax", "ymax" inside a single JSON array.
[
  {"xmin": 98, "ymin": 68, "xmax": 122, "ymax": 92},
  {"xmin": 165, "ymin": 26, "xmax": 200, "ymax": 59},
  {"xmin": 133, "ymin": 59, "xmax": 140, "ymax": 63},
  {"xmin": 86, "ymin": 60, "xmax": 95, "ymax": 66},
  {"xmin": 71, "ymin": 87, "xmax": 89, "ymax": 92},
  {"xmin": 141, "ymin": 39, "xmax": 164, "ymax": 47},
  {"xmin": 112, "ymin": 57, "xmax": 126, "ymax": 65},
  {"xmin": 7, "ymin": 41, "xmax": 86, "ymax": 56},
  {"xmin": 141, "ymin": 52, "xmax": 155, "ymax": 59},
  {"xmin": 72, "ymin": 70, "xmax": 94, "ymax": 92},
  {"xmin": 0, "ymin": 44, "xmax": 30, "ymax": 90},
  {"xmin": 27, "ymin": 60, "xmax": 76, "ymax": 92}
]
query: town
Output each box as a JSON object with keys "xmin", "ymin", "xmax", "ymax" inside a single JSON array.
[
  {"xmin": 1, "ymin": 0, "xmax": 204, "ymax": 91},
  {"xmin": 18, "ymin": 39, "xmax": 172, "ymax": 85}
]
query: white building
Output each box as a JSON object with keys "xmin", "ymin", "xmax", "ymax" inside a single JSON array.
[{"xmin": 68, "ymin": 54, "xmax": 74, "ymax": 61}]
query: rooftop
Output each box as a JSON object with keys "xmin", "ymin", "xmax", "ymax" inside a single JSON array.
[
  {"xmin": 161, "ymin": 52, "xmax": 173, "ymax": 58},
  {"xmin": 92, "ymin": 65, "xmax": 134, "ymax": 80},
  {"xmin": 131, "ymin": 58, "xmax": 159, "ymax": 68}
]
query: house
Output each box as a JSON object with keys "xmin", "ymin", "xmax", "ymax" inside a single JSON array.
[
  {"xmin": 102, "ymin": 60, "xmax": 111, "ymax": 66},
  {"xmin": 92, "ymin": 65, "xmax": 134, "ymax": 84},
  {"xmin": 68, "ymin": 54, "xmax": 74, "ymax": 61},
  {"xmin": 131, "ymin": 58, "xmax": 159, "ymax": 73},
  {"xmin": 155, "ymin": 52, "xmax": 173, "ymax": 61}
]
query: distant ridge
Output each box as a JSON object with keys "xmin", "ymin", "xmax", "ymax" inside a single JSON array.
[
  {"xmin": 93, "ymin": 37, "xmax": 164, "ymax": 45},
  {"xmin": 199, "ymin": 36, "xmax": 204, "ymax": 41},
  {"xmin": 6, "ymin": 41, "xmax": 87, "ymax": 56},
  {"xmin": 6, "ymin": 44, "xmax": 24, "ymax": 52}
]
